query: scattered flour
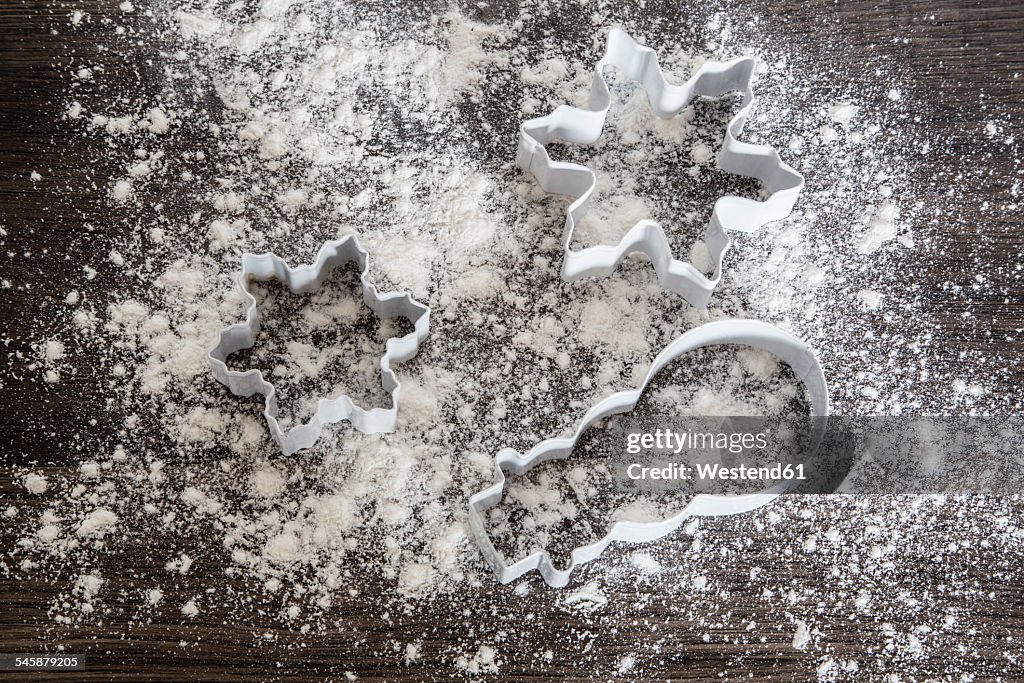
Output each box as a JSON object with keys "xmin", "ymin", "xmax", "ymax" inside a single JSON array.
[
  {"xmin": 561, "ymin": 581, "xmax": 609, "ymax": 613},
  {"xmin": 793, "ymin": 619, "xmax": 812, "ymax": 650},
  {"xmin": 181, "ymin": 599, "xmax": 199, "ymax": 618},
  {"xmin": 23, "ymin": 473, "xmax": 48, "ymax": 495},
  {"xmin": 76, "ymin": 509, "xmax": 117, "ymax": 538},
  {"xmin": 456, "ymin": 644, "xmax": 499, "ymax": 674},
  {"xmin": 629, "ymin": 552, "xmax": 662, "ymax": 575},
  {"xmin": 4, "ymin": 0, "xmax": 1021, "ymax": 679}
]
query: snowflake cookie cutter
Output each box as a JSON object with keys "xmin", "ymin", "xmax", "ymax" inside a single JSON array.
[
  {"xmin": 208, "ymin": 236, "xmax": 430, "ymax": 455},
  {"xmin": 517, "ymin": 28, "xmax": 804, "ymax": 308},
  {"xmin": 468, "ymin": 319, "xmax": 828, "ymax": 587}
]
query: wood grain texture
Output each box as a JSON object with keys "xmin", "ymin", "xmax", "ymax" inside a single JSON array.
[{"xmin": 1, "ymin": 0, "xmax": 1023, "ymax": 680}]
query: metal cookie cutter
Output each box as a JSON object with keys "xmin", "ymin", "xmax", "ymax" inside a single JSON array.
[
  {"xmin": 468, "ymin": 319, "xmax": 828, "ymax": 587},
  {"xmin": 208, "ymin": 236, "xmax": 430, "ymax": 455},
  {"xmin": 517, "ymin": 28, "xmax": 804, "ymax": 308}
]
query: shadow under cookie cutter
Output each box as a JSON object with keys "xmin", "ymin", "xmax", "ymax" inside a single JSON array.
[
  {"xmin": 467, "ymin": 319, "xmax": 828, "ymax": 587},
  {"xmin": 517, "ymin": 28, "xmax": 804, "ymax": 308},
  {"xmin": 208, "ymin": 236, "xmax": 430, "ymax": 455}
]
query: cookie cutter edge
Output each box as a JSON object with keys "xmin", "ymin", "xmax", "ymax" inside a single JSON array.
[
  {"xmin": 207, "ymin": 235, "xmax": 430, "ymax": 455},
  {"xmin": 516, "ymin": 27, "xmax": 804, "ymax": 308},
  {"xmin": 467, "ymin": 319, "xmax": 828, "ymax": 587}
]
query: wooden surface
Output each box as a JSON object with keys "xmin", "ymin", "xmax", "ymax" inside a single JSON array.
[{"xmin": 2, "ymin": 0, "xmax": 1024, "ymax": 680}]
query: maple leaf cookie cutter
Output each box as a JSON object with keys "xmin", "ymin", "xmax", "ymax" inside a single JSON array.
[
  {"xmin": 207, "ymin": 236, "xmax": 430, "ymax": 455},
  {"xmin": 517, "ymin": 28, "xmax": 804, "ymax": 308},
  {"xmin": 468, "ymin": 319, "xmax": 829, "ymax": 587}
]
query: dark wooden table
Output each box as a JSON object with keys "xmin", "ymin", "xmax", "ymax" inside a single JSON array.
[{"xmin": 2, "ymin": 0, "xmax": 1024, "ymax": 680}]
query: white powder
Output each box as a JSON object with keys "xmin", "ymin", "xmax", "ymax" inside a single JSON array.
[
  {"xmin": 6, "ymin": 2, "xmax": 1018, "ymax": 678},
  {"xmin": 144, "ymin": 107, "xmax": 170, "ymax": 134},
  {"xmin": 858, "ymin": 201, "xmax": 899, "ymax": 254},
  {"xmin": 251, "ymin": 466, "xmax": 286, "ymax": 498},
  {"xmin": 180, "ymin": 487, "xmax": 223, "ymax": 515},
  {"xmin": 793, "ymin": 620, "xmax": 812, "ymax": 650},
  {"xmin": 75, "ymin": 572, "xmax": 103, "ymax": 600},
  {"xmin": 857, "ymin": 289, "xmax": 883, "ymax": 310},
  {"xmin": 561, "ymin": 581, "xmax": 609, "ymax": 612},
  {"xmin": 76, "ymin": 509, "xmax": 117, "ymax": 538},
  {"xmin": 398, "ymin": 563, "xmax": 436, "ymax": 597},
  {"xmin": 263, "ymin": 532, "xmax": 301, "ymax": 565},
  {"xmin": 23, "ymin": 473, "xmax": 48, "ymax": 494},
  {"xmin": 829, "ymin": 101, "xmax": 858, "ymax": 126},
  {"xmin": 629, "ymin": 552, "xmax": 662, "ymax": 575},
  {"xmin": 43, "ymin": 340, "xmax": 65, "ymax": 361},
  {"xmin": 456, "ymin": 644, "xmax": 498, "ymax": 674},
  {"xmin": 176, "ymin": 10, "xmax": 221, "ymax": 39},
  {"xmin": 110, "ymin": 179, "xmax": 132, "ymax": 203},
  {"xmin": 181, "ymin": 599, "xmax": 199, "ymax": 617}
]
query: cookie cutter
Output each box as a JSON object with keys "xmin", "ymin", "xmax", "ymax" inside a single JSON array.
[
  {"xmin": 517, "ymin": 28, "xmax": 804, "ymax": 308},
  {"xmin": 208, "ymin": 236, "xmax": 430, "ymax": 455},
  {"xmin": 468, "ymin": 319, "xmax": 828, "ymax": 587}
]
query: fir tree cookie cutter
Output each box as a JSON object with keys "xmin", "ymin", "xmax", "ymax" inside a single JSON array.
[
  {"xmin": 208, "ymin": 236, "xmax": 430, "ymax": 455},
  {"xmin": 517, "ymin": 28, "xmax": 804, "ymax": 308},
  {"xmin": 468, "ymin": 319, "xmax": 828, "ymax": 587}
]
